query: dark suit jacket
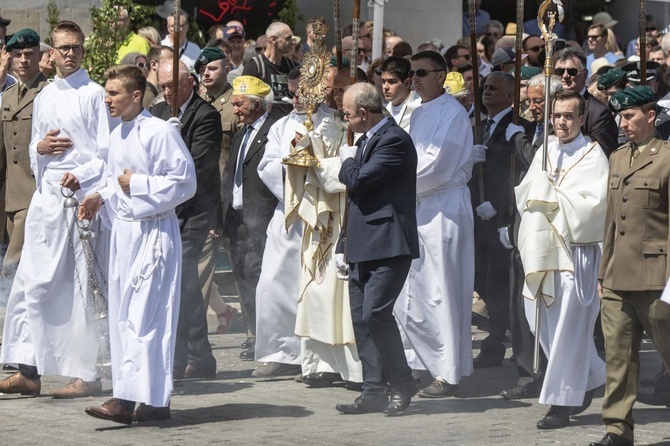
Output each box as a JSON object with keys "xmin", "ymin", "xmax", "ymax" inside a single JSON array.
[
  {"xmin": 583, "ymin": 90, "xmax": 618, "ymax": 157},
  {"xmin": 338, "ymin": 119, "xmax": 419, "ymax": 264},
  {"xmin": 469, "ymin": 109, "xmax": 533, "ymax": 237},
  {"xmin": 220, "ymin": 115, "xmax": 278, "ymax": 240},
  {"xmin": 151, "ymin": 94, "xmax": 223, "ymax": 231}
]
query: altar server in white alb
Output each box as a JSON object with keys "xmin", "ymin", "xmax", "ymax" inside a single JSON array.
[
  {"xmin": 394, "ymin": 50, "xmax": 475, "ymax": 398},
  {"xmin": 515, "ymin": 90, "xmax": 607, "ymax": 430},
  {"xmin": 251, "ymin": 68, "xmax": 305, "ymax": 378},
  {"xmin": 0, "ymin": 21, "xmax": 113, "ymax": 398},
  {"xmin": 81, "ymin": 64, "xmax": 196, "ymax": 424}
]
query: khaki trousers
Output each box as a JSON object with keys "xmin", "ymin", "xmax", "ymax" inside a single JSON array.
[
  {"xmin": 600, "ymin": 289, "xmax": 670, "ymax": 440},
  {"xmin": 3, "ymin": 208, "xmax": 27, "ymax": 276}
]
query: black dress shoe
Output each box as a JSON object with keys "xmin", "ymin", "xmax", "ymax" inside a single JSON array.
[
  {"xmin": 536, "ymin": 405, "xmax": 570, "ymax": 429},
  {"xmin": 473, "ymin": 352, "xmax": 503, "ymax": 369},
  {"xmin": 500, "ymin": 384, "xmax": 538, "ymax": 400},
  {"xmin": 303, "ymin": 372, "xmax": 341, "ymax": 388},
  {"xmin": 239, "ymin": 349, "xmax": 255, "ymax": 361},
  {"xmin": 383, "ymin": 391, "xmax": 412, "ymax": 415},
  {"xmin": 336, "ymin": 395, "xmax": 388, "ymax": 414},
  {"xmin": 344, "ymin": 381, "xmax": 363, "ymax": 392},
  {"xmin": 569, "ymin": 387, "xmax": 598, "ymax": 415},
  {"xmin": 636, "ymin": 390, "xmax": 670, "ymax": 407},
  {"xmin": 588, "ymin": 433, "xmax": 634, "ymax": 446},
  {"xmin": 240, "ymin": 337, "xmax": 255, "ymax": 349}
]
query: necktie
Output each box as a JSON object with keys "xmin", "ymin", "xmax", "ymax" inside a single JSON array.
[
  {"xmin": 18, "ymin": 83, "xmax": 27, "ymax": 100},
  {"xmin": 355, "ymin": 134, "xmax": 368, "ymax": 162},
  {"xmin": 630, "ymin": 145, "xmax": 640, "ymax": 167},
  {"xmin": 533, "ymin": 122, "xmax": 544, "ymax": 144},
  {"xmin": 234, "ymin": 125, "xmax": 254, "ymax": 187},
  {"xmin": 483, "ymin": 118, "xmax": 494, "ymax": 142}
]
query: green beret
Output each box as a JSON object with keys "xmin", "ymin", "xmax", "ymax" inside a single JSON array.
[
  {"xmin": 608, "ymin": 85, "xmax": 654, "ymax": 113},
  {"xmin": 511, "ymin": 65, "xmax": 541, "ymax": 80},
  {"xmin": 6, "ymin": 29, "xmax": 40, "ymax": 52},
  {"xmin": 597, "ymin": 68, "xmax": 626, "ymax": 91},
  {"xmin": 194, "ymin": 47, "xmax": 226, "ymax": 72}
]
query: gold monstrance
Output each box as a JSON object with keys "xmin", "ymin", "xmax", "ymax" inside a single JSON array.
[{"xmin": 281, "ymin": 21, "xmax": 330, "ymax": 167}]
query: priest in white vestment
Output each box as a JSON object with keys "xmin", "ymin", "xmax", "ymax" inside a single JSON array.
[
  {"xmin": 82, "ymin": 65, "xmax": 196, "ymax": 424},
  {"xmin": 287, "ymin": 105, "xmax": 363, "ymax": 387},
  {"xmin": 0, "ymin": 22, "xmax": 114, "ymax": 398},
  {"xmin": 251, "ymin": 71, "xmax": 310, "ymax": 378},
  {"xmin": 394, "ymin": 51, "xmax": 475, "ymax": 398},
  {"xmin": 515, "ymin": 90, "xmax": 607, "ymax": 430}
]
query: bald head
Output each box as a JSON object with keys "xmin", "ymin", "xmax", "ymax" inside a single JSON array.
[{"xmin": 158, "ymin": 60, "xmax": 194, "ymax": 108}]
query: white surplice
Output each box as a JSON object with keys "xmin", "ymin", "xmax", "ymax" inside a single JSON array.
[
  {"xmin": 253, "ymin": 110, "xmax": 316, "ymax": 364},
  {"xmin": 1, "ymin": 69, "xmax": 114, "ymax": 381},
  {"xmin": 287, "ymin": 111, "xmax": 362, "ymax": 382},
  {"xmin": 97, "ymin": 110, "xmax": 195, "ymax": 406},
  {"xmin": 394, "ymin": 92, "xmax": 475, "ymax": 384},
  {"xmin": 515, "ymin": 134, "xmax": 607, "ymax": 406}
]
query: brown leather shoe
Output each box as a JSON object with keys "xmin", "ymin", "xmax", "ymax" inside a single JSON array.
[
  {"xmin": 133, "ymin": 403, "xmax": 171, "ymax": 422},
  {"xmin": 52, "ymin": 377, "xmax": 102, "ymax": 399},
  {"xmin": 183, "ymin": 363, "xmax": 216, "ymax": 379},
  {"xmin": 0, "ymin": 371, "xmax": 40, "ymax": 395},
  {"xmin": 85, "ymin": 398, "xmax": 133, "ymax": 425}
]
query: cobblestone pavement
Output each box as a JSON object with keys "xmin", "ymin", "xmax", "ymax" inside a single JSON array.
[{"xmin": 0, "ymin": 308, "xmax": 669, "ymax": 446}]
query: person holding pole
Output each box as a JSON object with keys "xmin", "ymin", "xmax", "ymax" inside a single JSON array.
[{"xmin": 515, "ymin": 90, "xmax": 608, "ymax": 430}]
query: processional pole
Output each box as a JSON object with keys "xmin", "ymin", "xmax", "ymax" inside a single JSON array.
[
  {"xmin": 468, "ymin": 0, "xmax": 485, "ymax": 204},
  {"xmin": 535, "ymin": 0, "xmax": 564, "ymax": 375}
]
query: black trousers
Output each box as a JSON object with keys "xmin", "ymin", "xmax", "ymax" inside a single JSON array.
[
  {"xmin": 475, "ymin": 229, "xmax": 511, "ymax": 360},
  {"xmin": 227, "ymin": 230, "xmax": 266, "ymax": 336},
  {"xmin": 174, "ymin": 228, "xmax": 215, "ymax": 371},
  {"xmin": 509, "ymin": 249, "xmax": 546, "ymax": 387},
  {"xmin": 348, "ymin": 255, "xmax": 416, "ymax": 397}
]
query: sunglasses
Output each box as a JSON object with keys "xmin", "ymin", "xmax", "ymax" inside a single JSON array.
[
  {"xmin": 374, "ymin": 69, "xmax": 382, "ymax": 76},
  {"xmin": 554, "ymin": 67, "xmax": 583, "ymax": 77},
  {"xmin": 287, "ymin": 90, "xmax": 296, "ymax": 99},
  {"xmin": 136, "ymin": 62, "xmax": 146, "ymax": 68},
  {"xmin": 409, "ymin": 68, "xmax": 443, "ymax": 78},
  {"xmin": 456, "ymin": 53, "xmax": 472, "ymax": 60},
  {"xmin": 587, "ymin": 35, "xmax": 603, "ymax": 40},
  {"xmin": 525, "ymin": 45, "xmax": 542, "ymax": 52}
]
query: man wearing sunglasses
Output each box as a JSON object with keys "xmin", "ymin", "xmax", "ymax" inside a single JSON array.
[
  {"xmin": 445, "ymin": 44, "xmax": 471, "ymax": 72},
  {"xmin": 522, "ymin": 35, "xmax": 544, "ymax": 68},
  {"xmin": 585, "ymin": 24, "xmax": 623, "ymax": 80},
  {"xmin": 554, "ymin": 46, "xmax": 618, "ymax": 157},
  {"xmin": 393, "ymin": 50, "xmax": 475, "ymax": 399}
]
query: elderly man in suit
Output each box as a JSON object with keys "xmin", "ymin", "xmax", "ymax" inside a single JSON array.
[
  {"xmin": 335, "ymin": 82, "xmax": 419, "ymax": 415},
  {"xmin": 470, "ymin": 71, "xmax": 532, "ymax": 369},
  {"xmin": 498, "ymin": 73, "xmax": 562, "ymax": 400},
  {"xmin": 592, "ymin": 86, "xmax": 670, "ymax": 446},
  {"xmin": 0, "ymin": 29, "xmax": 48, "ymax": 277},
  {"xmin": 220, "ymin": 76, "xmax": 278, "ymax": 360},
  {"xmin": 152, "ymin": 60, "xmax": 221, "ymax": 379}
]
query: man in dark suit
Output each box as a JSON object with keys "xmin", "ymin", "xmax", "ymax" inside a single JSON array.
[
  {"xmin": 335, "ymin": 82, "xmax": 419, "ymax": 415},
  {"xmin": 554, "ymin": 46, "xmax": 618, "ymax": 157},
  {"xmin": 497, "ymin": 73, "xmax": 560, "ymax": 399},
  {"xmin": 470, "ymin": 71, "xmax": 532, "ymax": 369},
  {"xmin": 152, "ymin": 61, "xmax": 221, "ymax": 379},
  {"xmin": 220, "ymin": 76, "xmax": 278, "ymax": 360}
]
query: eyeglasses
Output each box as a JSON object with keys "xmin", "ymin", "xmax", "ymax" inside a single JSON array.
[
  {"xmin": 409, "ymin": 68, "xmax": 443, "ymax": 78},
  {"xmin": 587, "ymin": 35, "xmax": 603, "ymax": 40},
  {"xmin": 525, "ymin": 45, "xmax": 542, "ymax": 52},
  {"xmin": 554, "ymin": 67, "xmax": 584, "ymax": 77},
  {"xmin": 255, "ymin": 47, "xmax": 265, "ymax": 52},
  {"xmin": 55, "ymin": 45, "xmax": 84, "ymax": 56},
  {"xmin": 524, "ymin": 98, "xmax": 544, "ymax": 106},
  {"xmin": 456, "ymin": 53, "xmax": 472, "ymax": 60}
]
